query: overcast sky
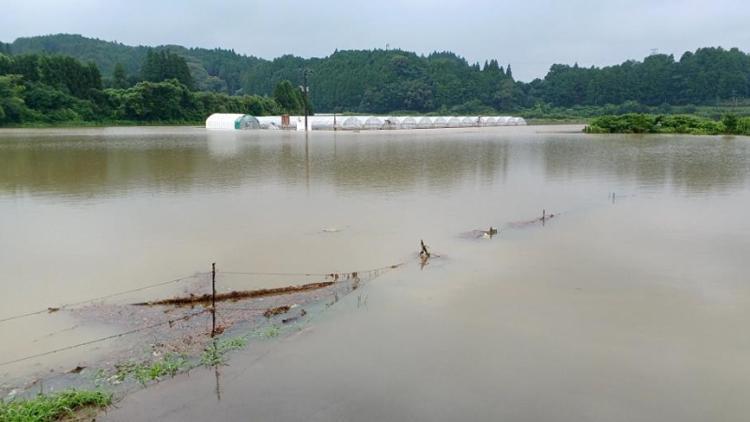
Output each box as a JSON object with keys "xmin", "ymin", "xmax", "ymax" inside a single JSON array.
[{"xmin": 1, "ymin": 0, "xmax": 748, "ymax": 81}]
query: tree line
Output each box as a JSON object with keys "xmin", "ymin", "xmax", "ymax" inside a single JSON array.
[
  {"xmin": 0, "ymin": 52, "xmax": 287, "ymax": 125},
  {"xmin": 3, "ymin": 34, "xmax": 750, "ymax": 121},
  {"xmin": 534, "ymin": 48, "xmax": 750, "ymax": 107}
]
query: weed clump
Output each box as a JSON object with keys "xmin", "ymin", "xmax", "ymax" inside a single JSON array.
[
  {"xmin": 0, "ymin": 390, "xmax": 111, "ymax": 422},
  {"xmin": 201, "ymin": 336, "xmax": 248, "ymax": 366},
  {"xmin": 108, "ymin": 354, "xmax": 187, "ymax": 386}
]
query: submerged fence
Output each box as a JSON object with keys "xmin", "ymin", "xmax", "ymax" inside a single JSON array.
[
  {"xmin": 1, "ymin": 192, "xmax": 632, "ymax": 372},
  {"xmin": 0, "ymin": 261, "xmax": 403, "ymax": 369}
]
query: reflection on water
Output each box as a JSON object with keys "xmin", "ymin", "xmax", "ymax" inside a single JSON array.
[
  {"xmin": 541, "ymin": 134, "xmax": 750, "ymax": 194},
  {"xmin": 1, "ymin": 127, "xmax": 747, "ymax": 200},
  {"xmin": 2, "ymin": 126, "xmax": 750, "ymax": 421}
]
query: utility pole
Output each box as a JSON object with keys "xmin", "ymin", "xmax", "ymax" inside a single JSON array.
[{"xmin": 302, "ymin": 69, "xmax": 310, "ymax": 132}]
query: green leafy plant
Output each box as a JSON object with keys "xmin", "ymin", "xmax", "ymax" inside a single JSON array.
[
  {"xmin": 201, "ymin": 336, "xmax": 248, "ymax": 366},
  {"xmin": 0, "ymin": 390, "xmax": 111, "ymax": 422}
]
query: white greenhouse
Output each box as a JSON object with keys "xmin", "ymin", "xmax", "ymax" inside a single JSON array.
[
  {"xmin": 256, "ymin": 116, "xmax": 283, "ymax": 129},
  {"xmin": 206, "ymin": 113, "xmax": 261, "ymax": 130},
  {"xmin": 207, "ymin": 113, "xmax": 525, "ymax": 131},
  {"xmin": 432, "ymin": 117, "xmax": 448, "ymax": 128},
  {"xmin": 461, "ymin": 116, "xmax": 479, "ymax": 127},
  {"xmin": 480, "ymin": 116, "xmax": 496, "ymax": 126},
  {"xmin": 400, "ymin": 116, "xmax": 418, "ymax": 129},
  {"xmin": 447, "ymin": 117, "xmax": 462, "ymax": 128},
  {"xmin": 417, "ymin": 116, "xmax": 434, "ymax": 129},
  {"xmin": 384, "ymin": 117, "xmax": 401, "ymax": 129},
  {"xmin": 363, "ymin": 116, "xmax": 385, "ymax": 130},
  {"xmin": 495, "ymin": 116, "xmax": 512, "ymax": 126},
  {"xmin": 310, "ymin": 116, "xmax": 336, "ymax": 130},
  {"xmin": 340, "ymin": 116, "xmax": 363, "ymax": 130}
]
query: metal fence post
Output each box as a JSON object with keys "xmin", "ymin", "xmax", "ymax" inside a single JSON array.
[{"xmin": 211, "ymin": 262, "xmax": 216, "ymax": 338}]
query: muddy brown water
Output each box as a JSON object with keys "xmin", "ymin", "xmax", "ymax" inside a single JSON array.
[{"xmin": 1, "ymin": 126, "xmax": 750, "ymax": 421}]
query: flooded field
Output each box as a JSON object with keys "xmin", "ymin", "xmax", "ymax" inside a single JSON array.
[{"xmin": 2, "ymin": 126, "xmax": 750, "ymax": 421}]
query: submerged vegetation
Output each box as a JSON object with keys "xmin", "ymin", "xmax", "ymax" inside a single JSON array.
[
  {"xmin": 106, "ymin": 354, "xmax": 188, "ymax": 386},
  {"xmin": 201, "ymin": 336, "xmax": 249, "ymax": 366},
  {"xmin": 584, "ymin": 113, "xmax": 750, "ymax": 135},
  {"xmin": 0, "ymin": 390, "xmax": 111, "ymax": 422}
]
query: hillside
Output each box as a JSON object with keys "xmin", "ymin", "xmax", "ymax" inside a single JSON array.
[{"xmin": 3, "ymin": 34, "xmax": 750, "ymax": 114}]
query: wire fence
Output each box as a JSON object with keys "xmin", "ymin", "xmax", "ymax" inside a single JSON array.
[
  {"xmin": 0, "ymin": 273, "xmax": 204, "ymax": 324},
  {"xmin": 0, "ymin": 309, "xmax": 209, "ymax": 368},
  {"xmin": 0, "ymin": 192, "xmax": 633, "ymax": 376},
  {"xmin": 0, "ymin": 261, "xmax": 404, "ymax": 370}
]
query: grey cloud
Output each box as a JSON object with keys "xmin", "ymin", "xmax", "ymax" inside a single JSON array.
[{"xmin": 1, "ymin": 0, "xmax": 748, "ymax": 81}]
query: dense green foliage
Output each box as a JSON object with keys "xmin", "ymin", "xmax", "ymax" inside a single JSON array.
[
  {"xmin": 537, "ymin": 49, "xmax": 750, "ymax": 107},
  {"xmin": 7, "ymin": 35, "xmax": 521, "ymax": 112},
  {"xmin": 272, "ymin": 80, "xmax": 305, "ymax": 114},
  {"xmin": 4, "ymin": 34, "xmax": 750, "ymax": 122},
  {"xmin": 0, "ymin": 390, "xmax": 111, "ymax": 421},
  {"xmin": 141, "ymin": 50, "xmax": 194, "ymax": 89},
  {"xmin": 585, "ymin": 114, "xmax": 750, "ymax": 135},
  {"xmin": 0, "ymin": 52, "xmax": 280, "ymax": 126}
]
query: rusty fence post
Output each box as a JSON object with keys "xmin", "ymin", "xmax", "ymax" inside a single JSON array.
[{"xmin": 211, "ymin": 262, "xmax": 216, "ymax": 338}]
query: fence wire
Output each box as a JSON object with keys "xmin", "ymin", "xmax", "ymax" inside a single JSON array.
[
  {"xmin": 0, "ymin": 261, "xmax": 404, "ymax": 369},
  {"xmin": 0, "ymin": 309, "xmax": 209, "ymax": 368},
  {"xmin": 0, "ymin": 273, "xmax": 204, "ymax": 324}
]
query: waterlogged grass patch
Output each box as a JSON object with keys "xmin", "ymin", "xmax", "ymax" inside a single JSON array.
[
  {"xmin": 0, "ymin": 390, "xmax": 111, "ymax": 422},
  {"xmin": 201, "ymin": 336, "xmax": 248, "ymax": 366},
  {"xmin": 108, "ymin": 353, "xmax": 187, "ymax": 386},
  {"xmin": 258, "ymin": 325, "xmax": 281, "ymax": 339}
]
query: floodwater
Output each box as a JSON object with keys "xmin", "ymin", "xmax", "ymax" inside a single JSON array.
[{"xmin": 1, "ymin": 126, "xmax": 750, "ymax": 421}]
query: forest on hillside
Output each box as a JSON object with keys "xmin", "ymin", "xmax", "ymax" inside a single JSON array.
[{"xmin": 1, "ymin": 34, "xmax": 750, "ymax": 125}]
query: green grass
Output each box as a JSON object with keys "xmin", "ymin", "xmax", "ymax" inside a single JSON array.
[
  {"xmin": 201, "ymin": 336, "xmax": 248, "ymax": 366},
  {"xmin": 257, "ymin": 325, "xmax": 281, "ymax": 339},
  {"xmin": 0, "ymin": 390, "xmax": 111, "ymax": 422},
  {"xmin": 109, "ymin": 353, "xmax": 187, "ymax": 386}
]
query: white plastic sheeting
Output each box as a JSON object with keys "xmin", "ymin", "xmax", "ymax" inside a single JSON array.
[
  {"xmin": 208, "ymin": 113, "xmax": 525, "ymax": 131},
  {"xmin": 256, "ymin": 116, "xmax": 283, "ymax": 129},
  {"xmin": 400, "ymin": 117, "xmax": 417, "ymax": 129},
  {"xmin": 480, "ymin": 116, "xmax": 496, "ymax": 126},
  {"xmin": 417, "ymin": 116, "xmax": 433, "ymax": 129},
  {"xmin": 310, "ymin": 116, "xmax": 336, "ymax": 130},
  {"xmin": 495, "ymin": 116, "xmax": 512, "ymax": 126},
  {"xmin": 461, "ymin": 116, "xmax": 479, "ymax": 127},
  {"xmin": 340, "ymin": 116, "xmax": 363, "ymax": 130},
  {"xmin": 447, "ymin": 117, "xmax": 462, "ymax": 128},
  {"xmin": 384, "ymin": 117, "xmax": 401, "ymax": 129},
  {"xmin": 206, "ymin": 113, "xmax": 261, "ymax": 130},
  {"xmin": 432, "ymin": 117, "xmax": 448, "ymax": 128},
  {"xmin": 363, "ymin": 116, "xmax": 385, "ymax": 130}
]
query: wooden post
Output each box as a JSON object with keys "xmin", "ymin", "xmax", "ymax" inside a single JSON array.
[
  {"xmin": 420, "ymin": 240, "xmax": 430, "ymax": 258},
  {"xmin": 211, "ymin": 262, "xmax": 216, "ymax": 338}
]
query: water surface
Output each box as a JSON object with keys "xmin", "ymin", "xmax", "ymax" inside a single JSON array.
[{"xmin": 1, "ymin": 126, "xmax": 749, "ymax": 421}]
